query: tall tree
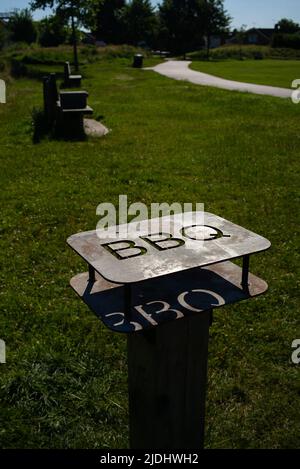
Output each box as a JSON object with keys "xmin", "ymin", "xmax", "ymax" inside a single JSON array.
[
  {"xmin": 159, "ymin": 0, "xmax": 204, "ymax": 58},
  {"xmin": 91, "ymin": 0, "xmax": 126, "ymax": 44},
  {"xmin": 123, "ymin": 0, "xmax": 157, "ymax": 47},
  {"xmin": 159, "ymin": 0, "xmax": 230, "ymax": 58},
  {"xmin": 275, "ymin": 18, "xmax": 300, "ymax": 34},
  {"xmin": 9, "ymin": 9, "xmax": 37, "ymax": 44},
  {"xmin": 232, "ymin": 25, "xmax": 247, "ymax": 60},
  {"xmin": 0, "ymin": 22, "xmax": 8, "ymax": 50},
  {"xmin": 201, "ymin": 0, "xmax": 230, "ymax": 58},
  {"xmin": 38, "ymin": 14, "xmax": 68, "ymax": 47},
  {"xmin": 31, "ymin": 1, "xmax": 89, "ymax": 70}
]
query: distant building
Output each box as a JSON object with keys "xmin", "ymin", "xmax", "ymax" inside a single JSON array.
[
  {"xmin": 205, "ymin": 34, "xmax": 227, "ymax": 49},
  {"xmin": 95, "ymin": 40, "xmax": 107, "ymax": 48},
  {"xmin": 245, "ymin": 28, "xmax": 275, "ymax": 45},
  {"xmin": 81, "ymin": 32, "xmax": 96, "ymax": 45},
  {"xmin": 228, "ymin": 28, "xmax": 275, "ymax": 46},
  {"xmin": 81, "ymin": 33, "xmax": 107, "ymax": 48},
  {"xmin": 209, "ymin": 35, "xmax": 222, "ymax": 49}
]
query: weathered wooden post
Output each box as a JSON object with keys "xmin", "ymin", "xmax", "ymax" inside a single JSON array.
[
  {"xmin": 67, "ymin": 212, "xmax": 270, "ymax": 449},
  {"xmin": 43, "ymin": 73, "xmax": 58, "ymax": 127},
  {"xmin": 127, "ymin": 310, "xmax": 211, "ymax": 449},
  {"xmin": 43, "ymin": 76, "xmax": 50, "ymax": 121},
  {"xmin": 63, "ymin": 62, "xmax": 82, "ymax": 88}
]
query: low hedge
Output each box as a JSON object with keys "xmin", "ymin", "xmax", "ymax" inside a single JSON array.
[{"xmin": 189, "ymin": 45, "xmax": 300, "ymax": 60}]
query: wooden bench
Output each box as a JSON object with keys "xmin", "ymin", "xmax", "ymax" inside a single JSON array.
[{"xmin": 64, "ymin": 62, "xmax": 82, "ymax": 88}]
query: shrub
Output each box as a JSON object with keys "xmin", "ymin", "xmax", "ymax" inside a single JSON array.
[
  {"xmin": 10, "ymin": 58, "xmax": 28, "ymax": 78},
  {"xmin": 189, "ymin": 45, "xmax": 300, "ymax": 60},
  {"xmin": 8, "ymin": 9, "xmax": 37, "ymax": 45},
  {"xmin": 38, "ymin": 16, "xmax": 68, "ymax": 48},
  {"xmin": 272, "ymin": 33, "xmax": 300, "ymax": 50},
  {"xmin": 0, "ymin": 23, "xmax": 9, "ymax": 50},
  {"xmin": 31, "ymin": 107, "xmax": 50, "ymax": 144}
]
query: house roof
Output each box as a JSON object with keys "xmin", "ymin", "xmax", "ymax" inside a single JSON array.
[{"xmin": 247, "ymin": 28, "xmax": 275, "ymax": 39}]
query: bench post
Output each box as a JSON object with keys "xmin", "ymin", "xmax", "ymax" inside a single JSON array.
[
  {"xmin": 43, "ymin": 75, "xmax": 57, "ymax": 126},
  {"xmin": 48, "ymin": 73, "xmax": 58, "ymax": 124},
  {"xmin": 43, "ymin": 76, "xmax": 50, "ymax": 119},
  {"xmin": 64, "ymin": 62, "xmax": 70, "ymax": 84},
  {"xmin": 127, "ymin": 310, "xmax": 211, "ymax": 449},
  {"xmin": 63, "ymin": 61, "xmax": 82, "ymax": 88}
]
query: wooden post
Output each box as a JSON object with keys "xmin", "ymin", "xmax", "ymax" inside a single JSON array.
[
  {"xmin": 71, "ymin": 13, "xmax": 79, "ymax": 72},
  {"xmin": 127, "ymin": 310, "xmax": 211, "ymax": 449},
  {"xmin": 48, "ymin": 73, "xmax": 58, "ymax": 125},
  {"xmin": 43, "ymin": 76, "xmax": 49, "ymax": 119}
]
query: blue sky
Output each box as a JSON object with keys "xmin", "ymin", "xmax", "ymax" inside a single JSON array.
[{"xmin": 1, "ymin": 0, "xmax": 300, "ymax": 29}]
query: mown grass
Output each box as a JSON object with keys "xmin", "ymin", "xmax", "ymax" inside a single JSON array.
[
  {"xmin": 191, "ymin": 59, "xmax": 300, "ymax": 89},
  {"xmin": 0, "ymin": 55, "xmax": 299, "ymax": 449}
]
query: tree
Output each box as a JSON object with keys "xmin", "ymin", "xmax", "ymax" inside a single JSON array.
[
  {"xmin": 8, "ymin": 9, "xmax": 37, "ymax": 44},
  {"xmin": 38, "ymin": 15, "xmax": 68, "ymax": 47},
  {"xmin": 31, "ymin": 1, "xmax": 89, "ymax": 70},
  {"xmin": 232, "ymin": 25, "xmax": 247, "ymax": 60},
  {"xmin": 123, "ymin": 0, "xmax": 157, "ymax": 47},
  {"xmin": 201, "ymin": 0, "xmax": 230, "ymax": 58},
  {"xmin": 0, "ymin": 22, "xmax": 8, "ymax": 50},
  {"xmin": 91, "ymin": 0, "xmax": 126, "ymax": 44},
  {"xmin": 275, "ymin": 18, "xmax": 300, "ymax": 34},
  {"xmin": 159, "ymin": 0, "xmax": 230, "ymax": 58},
  {"xmin": 272, "ymin": 32, "xmax": 300, "ymax": 50},
  {"xmin": 159, "ymin": 0, "xmax": 205, "ymax": 58}
]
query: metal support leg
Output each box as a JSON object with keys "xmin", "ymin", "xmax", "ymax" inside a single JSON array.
[
  {"xmin": 88, "ymin": 264, "xmax": 96, "ymax": 283},
  {"xmin": 124, "ymin": 284, "xmax": 132, "ymax": 320},
  {"xmin": 241, "ymin": 255, "xmax": 250, "ymax": 290},
  {"xmin": 127, "ymin": 310, "xmax": 211, "ymax": 449}
]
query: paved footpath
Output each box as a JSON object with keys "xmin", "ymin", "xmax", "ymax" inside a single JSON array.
[{"xmin": 148, "ymin": 60, "xmax": 292, "ymax": 99}]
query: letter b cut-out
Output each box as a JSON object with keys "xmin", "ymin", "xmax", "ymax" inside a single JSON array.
[{"xmin": 102, "ymin": 241, "xmax": 147, "ymax": 260}]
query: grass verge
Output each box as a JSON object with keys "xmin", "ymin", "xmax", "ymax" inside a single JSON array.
[{"xmin": 190, "ymin": 59, "xmax": 300, "ymax": 88}]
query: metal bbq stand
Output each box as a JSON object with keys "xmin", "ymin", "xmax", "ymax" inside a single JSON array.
[{"xmin": 67, "ymin": 212, "xmax": 270, "ymax": 449}]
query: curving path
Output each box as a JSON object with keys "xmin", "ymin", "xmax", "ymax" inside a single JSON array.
[{"xmin": 148, "ymin": 60, "xmax": 292, "ymax": 99}]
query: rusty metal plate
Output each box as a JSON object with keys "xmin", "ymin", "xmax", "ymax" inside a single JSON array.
[
  {"xmin": 67, "ymin": 212, "xmax": 270, "ymax": 284},
  {"xmin": 70, "ymin": 261, "xmax": 268, "ymax": 333}
]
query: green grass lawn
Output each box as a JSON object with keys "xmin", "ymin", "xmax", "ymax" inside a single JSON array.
[
  {"xmin": 0, "ymin": 55, "xmax": 299, "ymax": 449},
  {"xmin": 190, "ymin": 59, "xmax": 300, "ymax": 89}
]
